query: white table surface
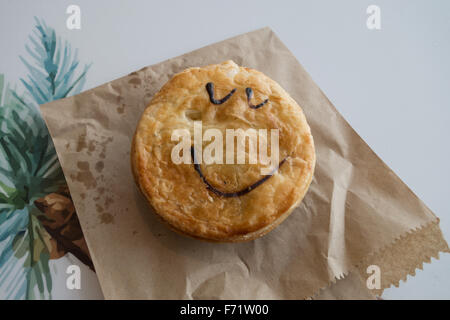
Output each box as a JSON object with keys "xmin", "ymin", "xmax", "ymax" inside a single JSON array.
[{"xmin": 1, "ymin": 0, "xmax": 449, "ymax": 299}]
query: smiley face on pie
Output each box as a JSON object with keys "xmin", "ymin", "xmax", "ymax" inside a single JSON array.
[{"xmin": 131, "ymin": 61, "xmax": 315, "ymax": 242}]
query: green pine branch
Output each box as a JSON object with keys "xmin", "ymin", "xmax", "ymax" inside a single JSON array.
[
  {"xmin": 0, "ymin": 16, "xmax": 91, "ymax": 300},
  {"xmin": 20, "ymin": 17, "xmax": 91, "ymax": 104}
]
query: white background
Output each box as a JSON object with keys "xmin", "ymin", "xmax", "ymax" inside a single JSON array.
[{"xmin": 0, "ymin": 0, "xmax": 449, "ymax": 299}]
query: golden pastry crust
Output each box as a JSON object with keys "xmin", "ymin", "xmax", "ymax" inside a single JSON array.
[{"xmin": 131, "ymin": 60, "xmax": 315, "ymax": 242}]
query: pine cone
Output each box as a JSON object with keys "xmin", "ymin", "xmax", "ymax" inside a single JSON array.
[{"xmin": 34, "ymin": 185, "xmax": 94, "ymax": 271}]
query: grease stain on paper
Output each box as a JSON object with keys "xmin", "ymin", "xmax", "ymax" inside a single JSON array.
[
  {"xmin": 76, "ymin": 134, "xmax": 113, "ymax": 158},
  {"xmin": 99, "ymin": 213, "xmax": 114, "ymax": 224},
  {"xmin": 95, "ymin": 161, "xmax": 104, "ymax": 173},
  {"xmin": 70, "ymin": 161, "xmax": 97, "ymax": 189},
  {"xmin": 104, "ymin": 196, "xmax": 114, "ymax": 209},
  {"xmin": 99, "ymin": 136, "xmax": 114, "ymax": 159},
  {"xmin": 129, "ymin": 78, "xmax": 141, "ymax": 86},
  {"xmin": 117, "ymin": 104, "xmax": 125, "ymax": 114},
  {"xmin": 76, "ymin": 133, "xmax": 96, "ymax": 154}
]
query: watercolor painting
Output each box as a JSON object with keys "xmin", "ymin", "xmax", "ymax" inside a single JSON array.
[{"xmin": 0, "ymin": 17, "xmax": 92, "ymax": 299}]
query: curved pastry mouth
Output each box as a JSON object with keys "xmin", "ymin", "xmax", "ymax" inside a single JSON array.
[{"xmin": 191, "ymin": 146, "xmax": 287, "ymax": 198}]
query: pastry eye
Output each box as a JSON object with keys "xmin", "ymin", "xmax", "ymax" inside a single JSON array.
[
  {"xmin": 205, "ymin": 83, "xmax": 269, "ymax": 109},
  {"xmin": 206, "ymin": 82, "xmax": 236, "ymax": 105},
  {"xmin": 245, "ymin": 87, "xmax": 268, "ymax": 109}
]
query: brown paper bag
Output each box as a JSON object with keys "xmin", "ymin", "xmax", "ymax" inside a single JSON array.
[{"xmin": 40, "ymin": 27, "xmax": 449, "ymax": 299}]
